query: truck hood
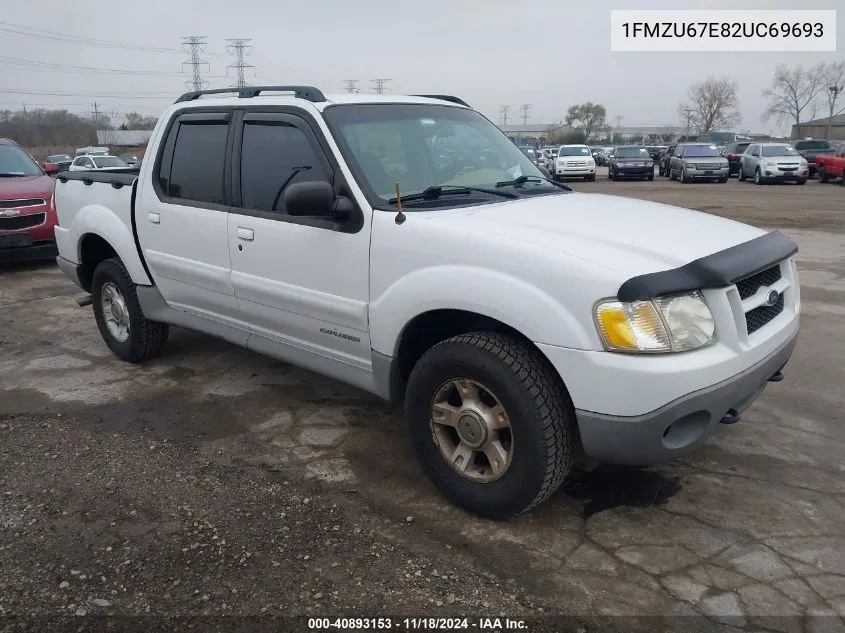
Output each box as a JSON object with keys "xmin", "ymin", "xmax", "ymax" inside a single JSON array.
[
  {"xmin": 0, "ymin": 174, "xmax": 54, "ymax": 202},
  {"xmin": 431, "ymin": 192, "xmax": 766, "ymax": 276}
]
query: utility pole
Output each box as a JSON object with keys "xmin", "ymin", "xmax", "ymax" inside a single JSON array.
[
  {"xmin": 520, "ymin": 104, "xmax": 532, "ymax": 126},
  {"xmin": 371, "ymin": 78, "xmax": 391, "ymax": 94},
  {"xmin": 499, "ymin": 105, "xmax": 512, "ymax": 128},
  {"xmin": 827, "ymin": 84, "xmax": 842, "ymax": 139},
  {"xmin": 343, "ymin": 80, "xmax": 359, "ymax": 93},
  {"xmin": 682, "ymin": 108, "xmax": 693, "ymax": 140},
  {"xmin": 226, "ymin": 38, "xmax": 254, "ymax": 88},
  {"xmin": 181, "ymin": 36, "xmax": 210, "ymax": 92}
]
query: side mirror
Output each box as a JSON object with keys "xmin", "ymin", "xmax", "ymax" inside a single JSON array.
[
  {"xmin": 284, "ymin": 180, "xmax": 339, "ymax": 217},
  {"xmin": 43, "ymin": 163, "xmax": 59, "ymax": 176}
]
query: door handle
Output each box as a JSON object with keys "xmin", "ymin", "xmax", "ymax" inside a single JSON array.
[
  {"xmin": 236, "ymin": 227, "xmax": 254, "ymax": 241},
  {"xmin": 148, "ymin": 212, "xmax": 160, "ymax": 224}
]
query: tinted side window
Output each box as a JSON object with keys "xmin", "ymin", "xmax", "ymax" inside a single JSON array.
[
  {"xmin": 166, "ymin": 121, "xmax": 228, "ymax": 204},
  {"xmin": 239, "ymin": 120, "xmax": 330, "ymax": 214}
]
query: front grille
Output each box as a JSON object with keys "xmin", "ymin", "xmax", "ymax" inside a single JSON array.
[
  {"xmin": 746, "ymin": 293, "xmax": 785, "ymax": 334},
  {"xmin": 0, "ymin": 198, "xmax": 45, "ymax": 209},
  {"xmin": 736, "ymin": 264, "xmax": 782, "ymax": 300},
  {"xmin": 0, "ymin": 213, "xmax": 45, "ymax": 230}
]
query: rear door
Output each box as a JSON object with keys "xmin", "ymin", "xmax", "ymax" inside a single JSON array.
[{"xmin": 135, "ymin": 109, "xmax": 245, "ymax": 334}]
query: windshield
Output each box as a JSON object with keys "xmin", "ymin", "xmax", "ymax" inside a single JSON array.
[
  {"xmin": 92, "ymin": 156, "xmax": 128, "ymax": 168},
  {"xmin": 0, "ymin": 144, "xmax": 42, "ymax": 176},
  {"xmin": 794, "ymin": 140, "xmax": 830, "ymax": 150},
  {"xmin": 682, "ymin": 145, "xmax": 721, "ymax": 158},
  {"xmin": 616, "ymin": 147, "xmax": 651, "ymax": 159},
  {"xmin": 323, "ymin": 104, "xmax": 555, "ymax": 206},
  {"xmin": 559, "ymin": 146, "xmax": 591, "ymax": 156},
  {"xmin": 762, "ymin": 145, "xmax": 798, "ymax": 157}
]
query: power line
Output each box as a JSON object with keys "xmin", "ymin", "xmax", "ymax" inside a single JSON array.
[
  {"xmin": 371, "ymin": 78, "xmax": 391, "ymax": 94},
  {"xmin": 182, "ymin": 36, "xmax": 210, "ymax": 92},
  {"xmin": 499, "ymin": 105, "xmax": 512, "ymax": 128},
  {"xmin": 0, "ymin": 55, "xmax": 226, "ymax": 78},
  {"xmin": 1, "ymin": 88, "xmax": 176, "ymax": 99},
  {"xmin": 519, "ymin": 104, "xmax": 532, "ymax": 126},
  {"xmin": 226, "ymin": 38, "xmax": 254, "ymax": 88},
  {"xmin": 0, "ymin": 21, "xmax": 184, "ymax": 53},
  {"xmin": 343, "ymin": 80, "xmax": 359, "ymax": 93}
]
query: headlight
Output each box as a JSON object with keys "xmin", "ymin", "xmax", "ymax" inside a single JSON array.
[
  {"xmin": 594, "ymin": 291, "xmax": 716, "ymax": 353},
  {"xmin": 765, "ymin": 160, "xmax": 776, "ymax": 167}
]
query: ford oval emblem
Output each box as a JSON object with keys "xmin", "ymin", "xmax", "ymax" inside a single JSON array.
[{"xmin": 765, "ymin": 289, "xmax": 779, "ymax": 307}]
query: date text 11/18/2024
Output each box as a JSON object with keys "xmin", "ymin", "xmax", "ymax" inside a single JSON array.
[{"xmin": 308, "ymin": 617, "xmax": 529, "ymax": 630}]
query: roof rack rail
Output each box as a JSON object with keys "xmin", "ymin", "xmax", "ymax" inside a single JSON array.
[
  {"xmin": 413, "ymin": 94, "xmax": 470, "ymax": 108},
  {"xmin": 174, "ymin": 85, "xmax": 326, "ymax": 104}
]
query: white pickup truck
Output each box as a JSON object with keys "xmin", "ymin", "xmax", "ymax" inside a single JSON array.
[{"xmin": 53, "ymin": 86, "xmax": 800, "ymax": 518}]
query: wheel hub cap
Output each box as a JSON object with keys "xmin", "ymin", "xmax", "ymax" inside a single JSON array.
[
  {"xmin": 429, "ymin": 378, "xmax": 514, "ymax": 483},
  {"xmin": 457, "ymin": 412, "xmax": 487, "ymax": 449}
]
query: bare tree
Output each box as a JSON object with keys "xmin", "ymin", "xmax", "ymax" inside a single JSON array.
[
  {"xmin": 762, "ymin": 64, "xmax": 824, "ymax": 138},
  {"xmin": 678, "ymin": 76, "xmax": 740, "ymax": 135},
  {"xmin": 564, "ymin": 102, "xmax": 608, "ymax": 142},
  {"xmin": 817, "ymin": 61, "xmax": 845, "ymax": 138}
]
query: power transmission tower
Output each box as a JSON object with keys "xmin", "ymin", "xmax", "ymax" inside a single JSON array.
[
  {"xmin": 226, "ymin": 38, "xmax": 254, "ymax": 88},
  {"xmin": 343, "ymin": 80, "xmax": 359, "ymax": 93},
  {"xmin": 499, "ymin": 105, "xmax": 512, "ymax": 128},
  {"xmin": 91, "ymin": 102, "xmax": 101, "ymax": 127},
  {"xmin": 181, "ymin": 36, "xmax": 210, "ymax": 92},
  {"xmin": 371, "ymin": 78, "xmax": 391, "ymax": 94},
  {"xmin": 520, "ymin": 104, "xmax": 532, "ymax": 125}
]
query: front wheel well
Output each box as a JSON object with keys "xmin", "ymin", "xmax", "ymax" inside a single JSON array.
[
  {"xmin": 395, "ymin": 309, "xmax": 535, "ymax": 391},
  {"xmin": 78, "ymin": 234, "xmax": 118, "ymax": 292}
]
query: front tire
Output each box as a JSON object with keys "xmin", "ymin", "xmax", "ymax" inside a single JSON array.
[
  {"xmin": 585, "ymin": 174, "xmax": 595, "ymax": 182},
  {"xmin": 91, "ymin": 257, "xmax": 169, "ymax": 363},
  {"xmin": 818, "ymin": 166, "xmax": 828, "ymax": 183},
  {"xmin": 755, "ymin": 168, "xmax": 765, "ymax": 185},
  {"xmin": 405, "ymin": 332, "xmax": 575, "ymax": 519}
]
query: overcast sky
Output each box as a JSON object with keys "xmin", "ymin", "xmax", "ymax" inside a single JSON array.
[{"xmin": 1, "ymin": 0, "xmax": 842, "ymax": 135}]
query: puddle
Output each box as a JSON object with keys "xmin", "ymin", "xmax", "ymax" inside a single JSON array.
[{"xmin": 562, "ymin": 467, "xmax": 682, "ymax": 518}]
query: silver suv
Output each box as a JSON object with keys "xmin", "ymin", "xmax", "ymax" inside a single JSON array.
[
  {"xmin": 669, "ymin": 143, "xmax": 729, "ymax": 183},
  {"xmin": 738, "ymin": 143, "xmax": 808, "ymax": 185}
]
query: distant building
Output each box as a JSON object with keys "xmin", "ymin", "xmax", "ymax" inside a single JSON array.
[
  {"xmin": 790, "ymin": 114, "xmax": 845, "ymax": 140},
  {"xmin": 96, "ymin": 130, "xmax": 154, "ymax": 147}
]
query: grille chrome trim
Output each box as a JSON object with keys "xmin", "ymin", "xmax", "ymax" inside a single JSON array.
[{"xmin": 0, "ymin": 198, "xmax": 46, "ymax": 209}]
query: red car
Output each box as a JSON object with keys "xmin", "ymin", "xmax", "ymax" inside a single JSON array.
[
  {"xmin": 815, "ymin": 144, "xmax": 845, "ymax": 184},
  {"xmin": 0, "ymin": 138, "xmax": 61, "ymax": 263}
]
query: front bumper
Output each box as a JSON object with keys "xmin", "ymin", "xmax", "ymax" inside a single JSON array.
[
  {"xmin": 553, "ymin": 165, "xmax": 596, "ymax": 177},
  {"xmin": 0, "ymin": 240, "xmax": 58, "ymax": 263},
  {"xmin": 571, "ymin": 329, "xmax": 797, "ymax": 465},
  {"xmin": 685, "ymin": 166, "xmax": 729, "ymax": 179},
  {"xmin": 613, "ymin": 165, "xmax": 653, "ymax": 177},
  {"xmin": 762, "ymin": 167, "xmax": 808, "ymax": 181}
]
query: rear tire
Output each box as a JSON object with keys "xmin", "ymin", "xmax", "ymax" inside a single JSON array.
[
  {"xmin": 818, "ymin": 166, "xmax": 828, "ymax": 183},
  {"xmin": 405, "ymin": 332, "xmax": 575, "ymax": 519},
  {"xmin": 91, "ymin": 258, "xmax": 169, "ymax": 363}
]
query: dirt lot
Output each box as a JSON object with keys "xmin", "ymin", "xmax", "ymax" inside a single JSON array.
[{"xmin": 2, "ymin": 172, "xmax": 844, "ymax": 632}]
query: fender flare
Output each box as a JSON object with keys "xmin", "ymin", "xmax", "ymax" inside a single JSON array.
[
  {"xmin": 369, "ymin": 265, "xmax": 595, "ymax": 357},
  {"xmin": 73, "ymin": 203, "xmax": 151, "ymax": 285}
]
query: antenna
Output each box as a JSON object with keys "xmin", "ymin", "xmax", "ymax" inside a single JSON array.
[
  {"xmin": 394, "ymin": 182, "xmax": 405, "ymax": 225},
  {"xmin": 181, "ymin": 36, "xmax": 210, "ymax": 91}
]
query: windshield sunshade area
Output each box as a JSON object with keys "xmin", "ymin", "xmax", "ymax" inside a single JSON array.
[
  {"xmin": 559, "ymin": 146, "xmax": 591, "ymax": 156},
  {"xmin": 323, "ymin": 103, "xmax": 564, "ymax": 209},
  {"xmin": 0, "ymin": 145, "xmax": 42, "ymax": 177},
  {"xmin": 762, "ymin": 145, "xmax": 798, "ymax": 157},
  {"xmin": 682, "ymin": 145, "xmax": 721, "ymax": 158},
  {"xmin": 616, "ymin": 147, "xmax": 651, "ymax": 159},
  {"xmin": 92, "ymin": 156, "xmax": 128, "ymax": 169}
]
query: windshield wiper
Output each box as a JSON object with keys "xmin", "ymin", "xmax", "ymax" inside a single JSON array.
[
  {"xmin": 387, "ymin": 184, "xmax": 518, "ymax": 204},
  {"xmin": 495, "ymin": 175, "xmax": 572, "ymax": 191}
]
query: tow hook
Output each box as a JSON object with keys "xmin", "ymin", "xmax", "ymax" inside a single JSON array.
[
  {"xmin": 74, "ymin": 293, "xmax": 93, "ymax": 308},
  {"xmin": 768, "ymin": 371, "xmax": 784, "ymax": 382},
  {"xmin": 720, "ymin": 408, "xmax": 741, "ymax": 425}
]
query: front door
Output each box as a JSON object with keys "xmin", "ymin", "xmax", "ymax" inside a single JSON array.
[{"xmin": 226, "ymin": 110, "xmax": 372, "ymax": 387}]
